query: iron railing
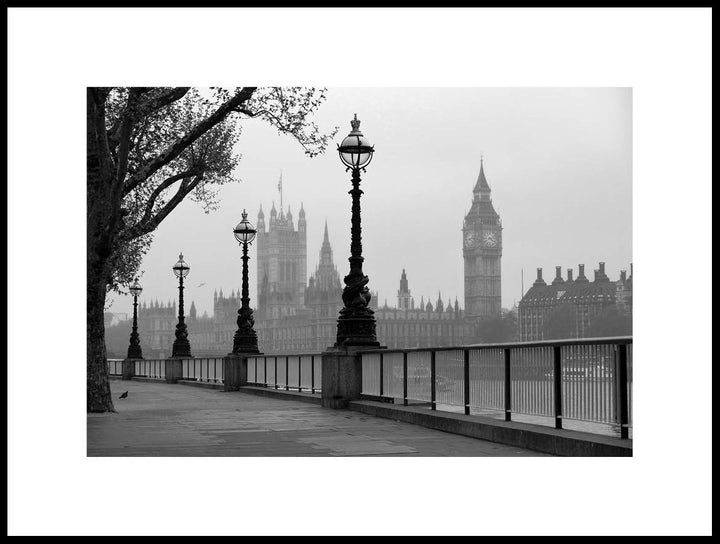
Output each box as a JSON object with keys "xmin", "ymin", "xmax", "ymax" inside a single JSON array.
[
  {"xmin": 360, "ymin": 337, "xmax": 633, "ymax": 438},
  {"xmin": 246, "ymin": 353, "xmax": 322, "ymax": 393},
  {"xmin": 181, "ymin": 357, "xmax": 224, "ymax": 384},
  {"xmin": 107, "ymin": 359, "xmax": 124, "ymax": 376},
  {"xmin": 134, "ymin": 359, "xmax": 166, "ymax": 380}
]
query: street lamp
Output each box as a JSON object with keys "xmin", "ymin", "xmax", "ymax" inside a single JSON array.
[
  {"xmin": 335, "ymin": 114, "xmax": 381, "ymax": 347},
  {"xmin": 171, "ymin": 253, "xmax": 192, "ymax": 358},
  {"xmin": 126, "ymin": 278, "xmax": 143, "ymax": 359},
  {"xmin": 231, "ymin": 210, "xmax": 260, "ymax": 354}
]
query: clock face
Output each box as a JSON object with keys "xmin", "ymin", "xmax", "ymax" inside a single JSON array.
[
  {"xmin": 464, "ymin": 231, "xmax": 476, "ymax": 248},
  {"xmin": 482, "ymin": 232, "xmax": 497, "ymax": 247}
]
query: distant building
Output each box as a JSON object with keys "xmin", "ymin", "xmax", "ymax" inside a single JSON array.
[
  {"xmin": 105, "ymin": 165, "xmax": 503, "ymax": 355},
  {"xmin": 517, "ymin": 262, "xmax": 633, "ymax": 341},
  {"xmin": 463, "ymin": 159, "xmax": 502, "ymax": 319}
]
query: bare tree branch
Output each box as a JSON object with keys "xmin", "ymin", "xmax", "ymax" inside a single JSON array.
[
  {"xmin": 119, "ymin": 173, "xmax": 205, "ymax": 243},
  {"xmin": 122, "ymin": 87, "xmax": 256, "ymax": 193},
  {"xmin": 114, "ymin": 88, "xmax": 143, "ymax": 190},
  {"xmin": 139, "ymin": 167, "xmax": 203, "ymax": 224},
  {"xmin": 108, "ymin": 87, "xmax": 191, "ymax": 149}
]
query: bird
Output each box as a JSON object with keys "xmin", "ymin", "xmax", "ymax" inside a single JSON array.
[
  {"xmin": 119, "ymin": 391, "xmax": 129, "ymax": 399},
  {"xmin": 197, "ymin": 283, "xmax": 206, "ymax": 287}
]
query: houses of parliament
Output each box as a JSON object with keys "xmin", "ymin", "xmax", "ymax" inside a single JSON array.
[{"xmin": 106, "ymin": 163, "xmax": 505, "ymax": 357}]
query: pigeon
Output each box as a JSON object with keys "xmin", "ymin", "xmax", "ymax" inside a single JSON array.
[{"xmin": 119, "ymin": 391, "xmax": 129, "ymax": 399}]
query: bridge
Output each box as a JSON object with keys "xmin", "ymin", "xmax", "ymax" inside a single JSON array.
[{"xmin": 94, "ymin": 336, "xmax": 632, "ymax": 456}]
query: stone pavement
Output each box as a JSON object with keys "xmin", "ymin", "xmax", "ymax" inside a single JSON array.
[{"xmin": 88, "ymin": 380, "xmax": 552, "ymax": 456}]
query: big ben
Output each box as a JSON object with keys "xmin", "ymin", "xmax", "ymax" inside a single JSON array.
[{"xmin": 463, "ymin": 159, "xmax": 502, "ymax": 319}]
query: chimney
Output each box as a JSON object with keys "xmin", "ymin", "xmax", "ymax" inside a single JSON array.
[
  {"xmin": 596, "ymin": 261, "xmax": 610, "ymax": 282},
  {"xmin": 567, "ymin": 268, "xmax": 574, "ymax": 282},
  {"xmin": 576, "ymin": 264, "xmax": 589, "ymax": 282},
  {"xmin": 552, "ymin": 265, "xmax": 565, "ymax": 285},
  {"xmin": 620, "ymin": 270, "xmax": 627, "ymax": 282},
  {"xmin": 533, "ymin": 267, "xmax": 547, "ymax": 286}
]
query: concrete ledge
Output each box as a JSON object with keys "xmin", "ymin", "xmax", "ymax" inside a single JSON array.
[
  {"xmin": 349, "ymin": 400, "xmax": 632, "ymax": 457},
  {"xmin": 177, "ymin": 379, "xmax": 225, "ymax": 390},
  {"xmin": 236, "ymin": 385, "xmax": 322, "ymax": 405},
  {"xmin": 130, "ymin": 377, "xmax": 166, "ymax": 384}
]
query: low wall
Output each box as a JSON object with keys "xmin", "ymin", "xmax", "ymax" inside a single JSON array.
[{"xmin": 349, "ymin": 400, "xmax": 632, "ymax": 457}]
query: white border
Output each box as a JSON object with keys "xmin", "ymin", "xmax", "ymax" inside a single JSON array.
[{"xmin": 7, "ymin": 7, "xmax": 712, "ymax": 536}]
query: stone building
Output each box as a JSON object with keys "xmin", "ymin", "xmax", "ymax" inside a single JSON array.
[
  {"xmin": 517, "ymin": 262, "xmax": 633, "ymax": 341},
  {"xmin": 106, "ymin": 165, "xmax": 501, "ymax": 356},
  {"xmin": 463, "ymin": 159, "xmax": 502, "ymax": 319},
  {"xmin": 255, "ymin": 202, "xmax": 307, "ymax": 320}
]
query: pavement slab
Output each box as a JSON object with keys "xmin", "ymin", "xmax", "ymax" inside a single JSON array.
[{"xmin": 87, "ymin": 380, "xmax": 552, "ymax": 457}]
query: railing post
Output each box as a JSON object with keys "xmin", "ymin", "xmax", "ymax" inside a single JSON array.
[
  {"xmin": 379, "ymin": 352, "xmax": 384, "ymax": 397},
  {"xmin": 121, "ymin": 358, "xmax": 135, "ymax": 381},
  {"xmin": 298, "ymin": 357, "xmax": 302, "ymax": 392},
  {"xmin": 403, "ymin": 352, "xmax": 408, "ymax": 406},
  {"xmin": 430, "ymin": 351, "xmax": 436, "ymax": 411},
  {"xmin": 504, "ymin": 348, "xmax": 512, "ymax": 422},
  {"xmin": 311, "ymin": 355, "xmax": 315, "ymax": 394},
  {"xmin": 285, "ymin": 356, "xmax": 290, "ymax": 391},
  {"xmin": 554, "ymin": 345, "xmax": 563, "ymax": 429},
  {"xmin": 464, "ymin": 349, "xmax": 470, "ymax": 415},
  {"xmin": 618, "ymin": 343, "xmax": 630, "ymax": 439},
  {"xmin": 274, "ymin": 356, "xmax": 278, "ymax": 389}
]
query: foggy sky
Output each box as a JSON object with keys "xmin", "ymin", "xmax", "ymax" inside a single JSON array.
[{"xmin": 106, "ymin": 87, "xmax": 632, "ymax": 320}]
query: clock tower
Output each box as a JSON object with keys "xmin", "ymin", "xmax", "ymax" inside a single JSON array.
[{"xmin": 463, "ymin": 159, "xmax": 502, "ymax": 319}]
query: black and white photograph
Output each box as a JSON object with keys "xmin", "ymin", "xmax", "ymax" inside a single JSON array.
[{"xmin": 7, "ymin": 6, "xmax": 712, "ymax": 537}]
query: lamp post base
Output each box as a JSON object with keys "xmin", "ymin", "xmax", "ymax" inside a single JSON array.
[
  {"xmin": 126, "ymin": 346, "xmax": 143, "ymax": 360},
  {"xmin": 335, "ymin": 314, "xmax": 380, "ymax": 348},
  {"xmin": 231, "ymin": 336, "xmax": 260, "ymax": 355},
  {"xmin": 232, "ymin": 307, "xmax": 259, "ymax": 354},
  {"xmin": 171, "ymin": 340, "xmax": 192, "ymax": 358}
]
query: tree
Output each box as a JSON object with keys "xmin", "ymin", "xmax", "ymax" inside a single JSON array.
[
  {"xmin": 87, "ymin": 87, "xmax": 336, "ymax": 412},
  {"xmin": 585, "ymin": 306, "xmax": 633, "ymax": 338},
  {"xmin": 543, "ymin": 304, "xmax": 577, "ymax": 340},
  {"xmin": 475, "ymin": 311, "xmax": 518, "ymax": 343}
]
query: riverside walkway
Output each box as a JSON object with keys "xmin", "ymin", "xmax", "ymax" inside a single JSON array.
[{"xmin": 88, "ymin": 380, "xmax": 551, "ymax": 456}]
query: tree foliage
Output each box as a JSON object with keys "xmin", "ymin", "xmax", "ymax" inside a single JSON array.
[
  {"xmin": 97, "ymin": 87, "xmax": 336, "ymax": 296},
  {"xmin": 87, "ymin": 86, "xmax": 336, "ymax": 412},
  {"xmin": 474, "ymin": 311, "xmax": 518, "ymax": 343},
  {"xmin": 543, "ymin": 304, "xmax": 577, "ymax": 340},
  {"xmin": 586, "ymin": 306, "xmax": 633, "ymax": 338}
]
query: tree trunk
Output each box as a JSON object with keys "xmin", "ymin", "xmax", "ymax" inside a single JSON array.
[
  {"xmin": 87, "ymin": 256, "xmax": 114, "ymax": 412},
  {"xmin": 86, "ymin": 89, "xmax": 116, "ymax": 413}
]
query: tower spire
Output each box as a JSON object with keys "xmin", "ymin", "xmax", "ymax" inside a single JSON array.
[
  {"xmin": 278, "ymin": 169, "xmax": 283, "ymax": 212},
  {"xmin": 473, "ymin": 158, "xmax": 491, "ymax": 197}
]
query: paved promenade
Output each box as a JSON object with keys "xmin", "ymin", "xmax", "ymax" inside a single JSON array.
[{"xmin": 88, "ymin": 380, "xmax": 551, "ymax": 456}]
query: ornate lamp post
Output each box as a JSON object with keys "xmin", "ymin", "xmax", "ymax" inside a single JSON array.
[
  {"xmin": 335, "ymin": 114, "xmax": 381, "ymax": 348},
  {"xmin": 231, "ymin": 210, "xmax": 260, "ymax": 354},
  {"xmin": 171, "ymin": 253, "xmax": 192, "ymax": 358},
  {"xmin": 126, "ymin": 278, "xmax": 144, "ymax": 359}
]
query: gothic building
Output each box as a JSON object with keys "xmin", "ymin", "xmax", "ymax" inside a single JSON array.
[
  {"xmin": 106, "ymin": 165, "xmax": 502, "ymax": 357},
  {"xmin": 518, "ymin": 262, "xmax": 633, "ymax": 341},
  {"xmin": 463, "ymin": 159, "xmax": 502, "ymax": 319},
  {"xmin": 256, "ymin": 202, "xmax": 307, "ymax": 320}
]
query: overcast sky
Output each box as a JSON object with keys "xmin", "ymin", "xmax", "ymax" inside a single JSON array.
[{"xmin": 107, "ymin": 87, "xmax": 632, "ymax": 319}]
